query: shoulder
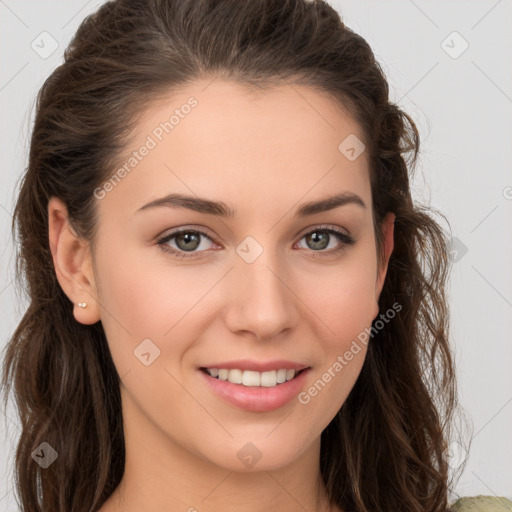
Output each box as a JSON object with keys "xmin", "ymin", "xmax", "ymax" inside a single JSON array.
[{"xmin": 449, "ymin": 495, "xmax": 512, "ymax": 511}]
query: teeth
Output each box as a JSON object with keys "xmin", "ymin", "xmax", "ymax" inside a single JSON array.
[
  {"xmin": 260, "ymin": 371, "xmax": 276, "ymax": 387},
  {"xmin": 276, "ymin": 369, "xmax": 287, "ymax": 383},
  {"xmin": 242, "ymin": 370, "xmax": 260, "ymax": 386},
  {"xmin": 229, "ymin": 369, "xmax": 243, "ymax": 384},
  {"xmin": 205, "ymin": 368, "xmax": 298, "ymax": 387}
]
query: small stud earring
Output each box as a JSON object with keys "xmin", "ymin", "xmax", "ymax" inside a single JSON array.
[{"xmin": 78, "ymin": 302, "xmax": 87, "ymax": 308}]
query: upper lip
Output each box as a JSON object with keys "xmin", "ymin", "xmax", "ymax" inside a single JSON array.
[{"xmin": 199, "ymin": 359, "xmax": 310, "ymax": 372}]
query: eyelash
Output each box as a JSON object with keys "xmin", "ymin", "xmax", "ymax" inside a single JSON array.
[{"xmin": 156, "ymin": 225, "xmax": 355, "ymax": 259}]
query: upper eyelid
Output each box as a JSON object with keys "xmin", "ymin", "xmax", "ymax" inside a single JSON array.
[
  {"xmin": 158, "ymin": 226, "xmax": 217, "ymax": 244},
  {"xmin": 296, "ymin": 224, "xmax": 351, "ymax": 238}
]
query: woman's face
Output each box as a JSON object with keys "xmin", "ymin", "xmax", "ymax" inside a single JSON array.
[{"xmin": 77, "ymin": 79, "xmax": 394, "ymax": 472}]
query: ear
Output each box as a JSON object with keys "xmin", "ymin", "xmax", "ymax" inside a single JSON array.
[
  {"xmin": 48, "ymin": 196, "xmax": 101, "ymax": 325},
  {"xmin": 373, "ymin": 212, "xmax": 395, "ymax": 318}
]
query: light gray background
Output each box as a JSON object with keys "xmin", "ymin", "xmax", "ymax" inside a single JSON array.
[{"xmin": 1, "ymin": 1, "xmax": 511, "ymax": 510}]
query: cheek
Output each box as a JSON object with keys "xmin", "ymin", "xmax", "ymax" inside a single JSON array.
[
  {"xmin": 302, "ymin": 267, "xmax": 374, "ymax": 375},
  {"xmin": 96, "ymin": 237, "xmax": 210, "ymax": 331},
  {"xmin": 93, "ymin": 239, "xmax": 232, "ymax": 383},
  {"xmin": 293, "ymin": 262, "xmax": 376, "ymax": 434},
  {"xmin": 293, "ymin": 248, "xmax": 377, "ymax": 401},
  {"xmin": 93, "ymin": 242, "xmax": 192, "ymax": 370},
  {"xmin": 299, "ymin": 254, "xmax": 378, "ymax": 341}
]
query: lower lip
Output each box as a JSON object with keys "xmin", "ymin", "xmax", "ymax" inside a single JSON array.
[{"xmin": 198, "ymin": 368, "xmax": 310, "ymax": 412}]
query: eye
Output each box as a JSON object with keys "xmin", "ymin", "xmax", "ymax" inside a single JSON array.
[
  {"xmin": 157, "ymin": 225, "xmax": 355, "ymax": 259},
  {"xmin": 295, "ymin": 225, "xmax": 355, "ymax": 255},
  {"xmin": 157, "ymin": 228, "xmax": 217, "ymax": 258}
]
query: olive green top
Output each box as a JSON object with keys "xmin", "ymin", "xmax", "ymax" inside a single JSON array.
[{"xmin": 450, "ymin": 496, "xmax": 512, "ymax": 511}]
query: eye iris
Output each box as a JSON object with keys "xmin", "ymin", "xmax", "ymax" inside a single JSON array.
[
  {"xmin": 307, "ymin": 231, "xmax": 329, "ymax": 250},
  {"xmin": 176, "ymin": 232, "xmax": 201, "ymax": 251}
]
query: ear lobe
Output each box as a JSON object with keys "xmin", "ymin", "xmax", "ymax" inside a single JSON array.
[
  {"xmin": 48, "ymin": 196, "xmax": 100, "ymax": 325},
  {"xmin": 374, "ymin": 212, "xmax": 395, "ymax": 305}
]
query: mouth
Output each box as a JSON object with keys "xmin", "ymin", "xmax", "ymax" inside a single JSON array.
[
  {"xmin": 198, "ymin": 365, "xmax": 312, "ymax": 412},
  {"xmin": 199, "ymin": 367, "xmax": 309, "ymax": 388}
]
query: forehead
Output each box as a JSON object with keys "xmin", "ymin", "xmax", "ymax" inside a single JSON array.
[
  {"xmin": 99, "ymin": 78, "xmax": 370, "ymax": 216},
  {"xmin": 136, "ymin": 78, "xmax": 366, "ymax": 157}
]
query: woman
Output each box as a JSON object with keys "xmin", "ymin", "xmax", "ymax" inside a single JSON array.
[{"xmin": 2, "ymin": 0, "xmax": 508, "ymax": 511}]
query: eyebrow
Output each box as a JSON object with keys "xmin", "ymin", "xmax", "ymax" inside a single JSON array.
[{"xmin": 135, "ymin": 191, "xmax": 366, "ymax": 217}]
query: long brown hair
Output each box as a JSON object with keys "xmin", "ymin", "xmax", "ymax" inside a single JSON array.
[{"xmin": 1, "ymin": 0, "xmax": 466, "ymax": 510}]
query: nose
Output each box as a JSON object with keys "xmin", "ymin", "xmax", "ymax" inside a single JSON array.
[{"xmin": 224, "ymin": 247, "xmax": 299, "ymax": 341}]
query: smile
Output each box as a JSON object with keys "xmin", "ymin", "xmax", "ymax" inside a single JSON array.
[
  {"xmin": 198, "ymin": 367, "xmax": 311, "ymax": 412},
  {"xmin": 201, "ymin": 367, "xmax": 305, "ymax": 387}
]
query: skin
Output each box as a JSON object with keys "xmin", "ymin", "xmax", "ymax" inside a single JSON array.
[{"xmin": 48, "ymin": 79, "xmax": 395, "ymax": 512}]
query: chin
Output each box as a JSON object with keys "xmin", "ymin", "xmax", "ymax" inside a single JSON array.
[{"xmin": 197, "ymin": 434, "xmax": 312, "ymax": 473}]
